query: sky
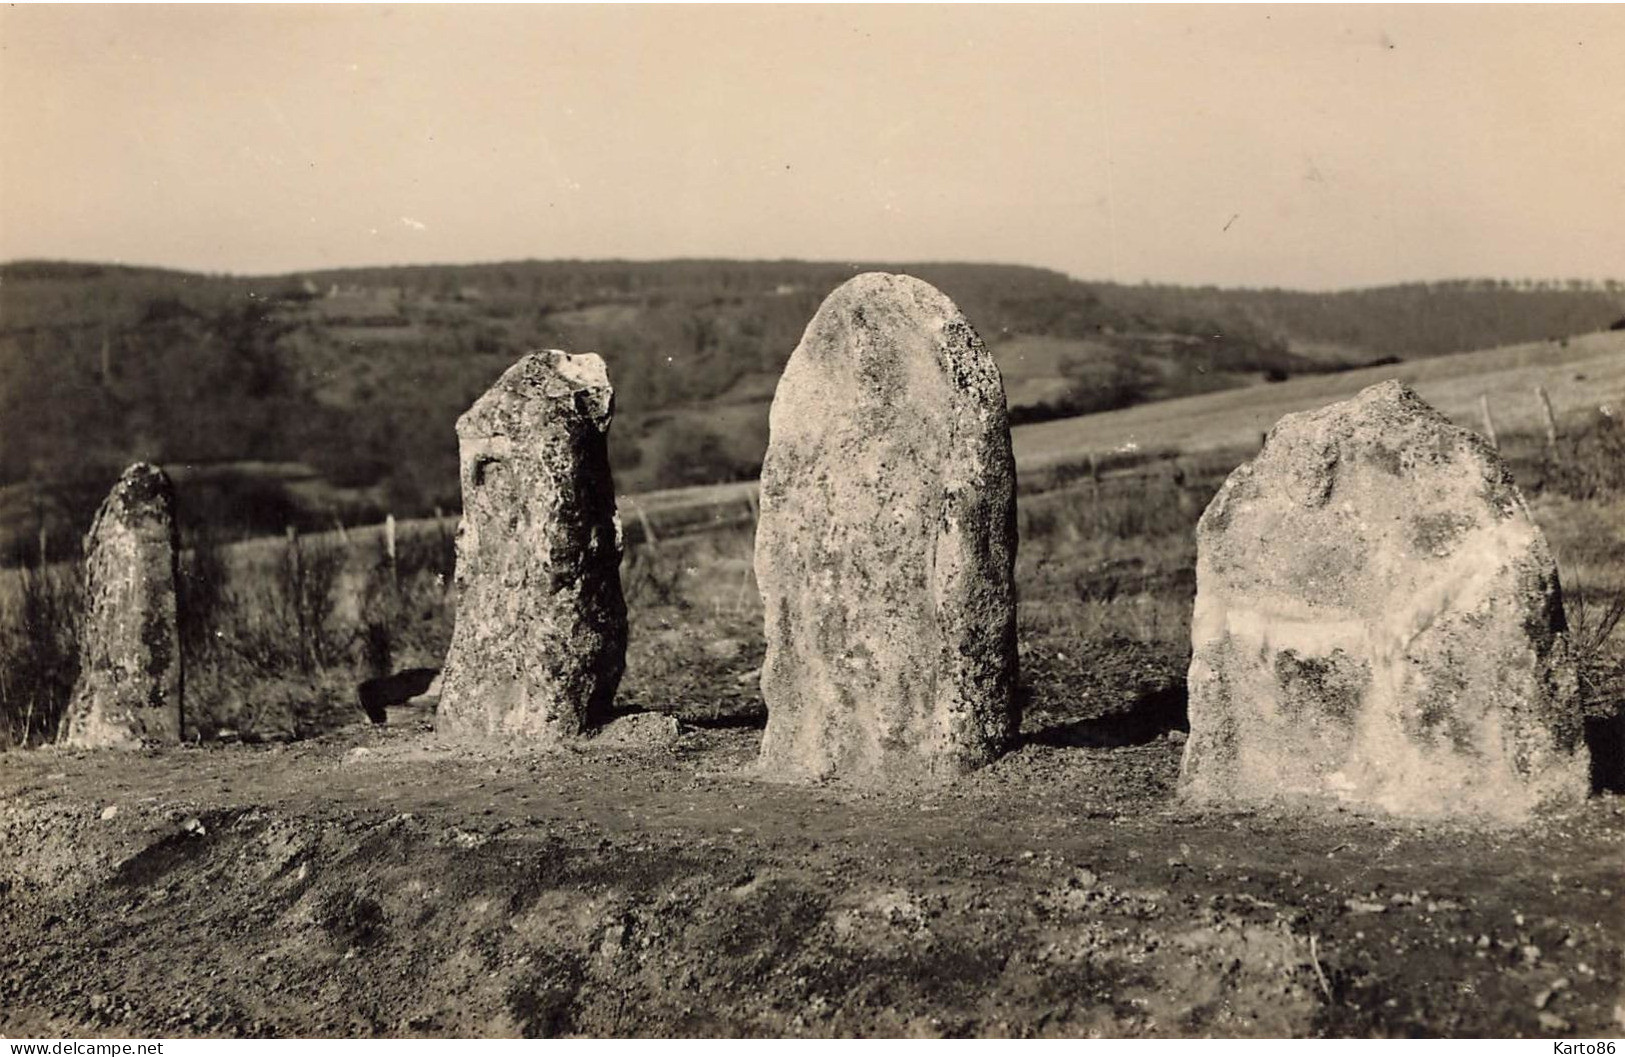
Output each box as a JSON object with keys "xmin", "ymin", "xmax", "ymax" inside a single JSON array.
[{"xmin": 1, "ymin": 4, "xmax": 1621, "ymax": 290}]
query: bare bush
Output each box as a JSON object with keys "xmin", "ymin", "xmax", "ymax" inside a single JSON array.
[
  {"xmin": 622, "ymin": 542, "xmax": 686, "ymax": 610},
  {"xmin": 277, "ymin": 530, "xmax": 348, "ymax": 673},
  {"xmin": 358, "ymin": 525, "xmax": 455, "ymax": 679},
  {"xmin": 1548, "ymin": 411, "xmax": 1625, "ymax": 500},
  {"xmin": 0, "ymin": 561, "xmax": 85, "ymax": 747},
  {"xmin": 178, "ymin": 525, "xmax": 231, "ymax": 663},
  {"xmin": 1567, "ymin": 577, "xmax": 1625, "ymax": 717}
]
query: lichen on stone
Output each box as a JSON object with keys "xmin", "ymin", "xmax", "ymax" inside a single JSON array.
[
  {"xmin": 437, "ymin": 350, "xmax": 627, "ymax": 745},
  {"xmin": 60, "ymin": 462, "xmax": 182, "ymax": 749},
  {"xmin": 1180, "ymin": 381, "xmax": 1589, "ymax": 819},
  {"xmin": 754, "ymin": 273, "xmax": 1019, "ymax": 785}
]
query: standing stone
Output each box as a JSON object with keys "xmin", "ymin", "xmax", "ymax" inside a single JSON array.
[
  {"xmin": 60, "ymin": 463, "xmax": 182, "ymax": 748},
  {"xmin": 755, "ymin": 273, "xmax": 1018, "ymax": 784},
  {"xmin": 437, "ymin": 350, "xmax": 627, "ymax": 742},
  {"xmin": 1182, "ymin": 381, "xmax": 1588, "ymax": 818}
]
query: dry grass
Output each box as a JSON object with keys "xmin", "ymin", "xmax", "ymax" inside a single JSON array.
[
  {"xmin": 0, "ymin": 560, "xmax": 83, "ymax": 747},
  {"xmin": 3, "ymin": 401, "xmax": 1621, "ymax": 752},
  {"xmin": 1012, "ymin": 331, "xmax": 1625, "ymax": 472}
]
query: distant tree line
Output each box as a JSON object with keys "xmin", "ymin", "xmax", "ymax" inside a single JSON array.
[{"xmin": 1089, "ymin": 278, "xmax": 1625, "ymax": 360}]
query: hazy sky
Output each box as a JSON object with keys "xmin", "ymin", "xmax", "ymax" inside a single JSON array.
[{"xmin": 2, "ymin": 4, "xmax": 1621, "ymax": 289}]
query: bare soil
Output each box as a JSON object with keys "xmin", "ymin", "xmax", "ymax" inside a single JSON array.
[{"xmin": 3, "ymin": 706, "xmax": 1621, "ymax": 1038}]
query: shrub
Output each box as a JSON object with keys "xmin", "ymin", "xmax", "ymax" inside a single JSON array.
[
  {"xmin": 1567, "ymin": 577, "xmax": 1625, "ymax": 720},
  {"xmin": 178, "ymin": 526, "xmax": 231, "ymax": 662},
  {"xmin": 181, "ymin": 532, "xmax": 354, "ymax": 739},
  {"xmin": 211, "ymin": 532, "xmax": 348, "ymax": 682},
  {"xmin": 356, "ymin": 525, "xmax": 455, "ymax": 678},
  {"xmin": 651, "ymin": 424, "xmax": 760, "ymax": 489},
  {"xmin": 1547, "ymin": 411, "xmax": 1625, "ymax": 501},
  {"xmin": 0, "ymin": 561, "xmax": 85, "ymax": 747},
  {"xmin": 622, "ymin": 542, "xmax": 686, "ymax": 610},
  {"xmin": 279, "ymin": 531, "xmax": 349, "ymax": 673}
]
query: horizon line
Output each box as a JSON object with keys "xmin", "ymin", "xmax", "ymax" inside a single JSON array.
[{"xmin": 2, "ymin": 254, "xmax": 1622, "ymax": 298}]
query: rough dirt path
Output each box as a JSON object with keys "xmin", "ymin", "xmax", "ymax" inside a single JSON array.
[{"xmin": 2, "ymin": 723, "xmax": 1622, "ymax": 1038}]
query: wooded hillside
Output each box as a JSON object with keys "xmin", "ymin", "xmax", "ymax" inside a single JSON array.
[{"xmin": 3, "ymin": 258, "xmax": 1620, "ymax": 561}]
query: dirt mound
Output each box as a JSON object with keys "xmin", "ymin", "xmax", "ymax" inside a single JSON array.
[{"xmin": 2, "ymin": 724, "xmax": 1621, "ymax": 1037}]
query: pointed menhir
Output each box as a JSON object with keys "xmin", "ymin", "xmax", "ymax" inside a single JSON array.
[
  {"xmin": 1181, "ymin": 380, "xmax": 1589, "ymax": 819},
  {"xmin": 754, "ymin": 273, "xmax": 1020, "ymax": 784},
  {"xmin": 60, "ymin": 462, "xmax": 183, "ymax": 748},
  {"xmin": 437, "ymin": 350, "xmax": 628, "ymax": 743}
]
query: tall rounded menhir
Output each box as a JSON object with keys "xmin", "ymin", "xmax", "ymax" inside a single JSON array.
[
  {"xmin": 754, "ymin": 273, "xmax": 1020, "ymax": 784},
  {"xmin": 437, "ymin": 350, "xmax": 627, "ymax": 743},
  {"xmin": 60, "ymin": 462, "xmax": 183, "ymax": 748}
]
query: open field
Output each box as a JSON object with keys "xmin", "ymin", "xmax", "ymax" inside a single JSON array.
[
  {"xmin": 256, "ymin": 331, "xmax": 1621, "ymax": 567},
  {"xmin": 1014, "ymin": 331, "xmax": 1625, "ymax": 470}
]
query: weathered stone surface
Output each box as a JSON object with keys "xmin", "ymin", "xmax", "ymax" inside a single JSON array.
[
  {"xmin": 1181, "ymin": 381, "xmax": 1588, "ymax": 818},
  {"xmin": 60, "ymin": 463, "xmax": 182, "ymax": 748},
  {"xmin": 437, "ymin": 351, "xmax": 627, "ymax": 742},
  {"xmin": 755, "ymin": 273, "xmax": 1019, "ymax": 784},
  {"xmin": 589, "ymin": 712, "xmax": 682, "ymax": 751}
]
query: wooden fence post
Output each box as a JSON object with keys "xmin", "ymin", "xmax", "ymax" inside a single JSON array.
[
  {"xmin": 1479, "ymin": 394, "xmax": 1499, "ymax": 450},
  {"xmin": 285, "ymin": 526, "xmax": 309, "ymax": 669},
  {"xmin": 384, "ymin": 513, "xmax": 398, "ymax": 587},
  {"xmin": 1535, "ymin": 385, "xmax": 1559, "ymax": 453},
  {"xmin": 432, "ymin": 505, "xmax": 453, "ymax": 585},
  {"xmin": 627, "ymin": 498, "xmax": 659, "ymax": 547}
]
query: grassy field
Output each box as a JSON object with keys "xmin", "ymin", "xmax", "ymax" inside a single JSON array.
[{"xmin": 1012, "ymin": 331, "xmax": 1625, "ymax": 470}]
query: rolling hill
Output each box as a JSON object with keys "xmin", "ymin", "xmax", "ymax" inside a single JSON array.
[
  {"xmin": 2, "ymin": 258, "xmax": 1620, "ymax": 561},
  {"xmin": 1012, "ymin": 330, "xmax": 1625, "ymax": 472}
]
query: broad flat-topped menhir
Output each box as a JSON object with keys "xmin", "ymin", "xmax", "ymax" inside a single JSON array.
[{"xmin": 1181, "ymin": 380, "xmax": 1589, "ymax": 819}]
